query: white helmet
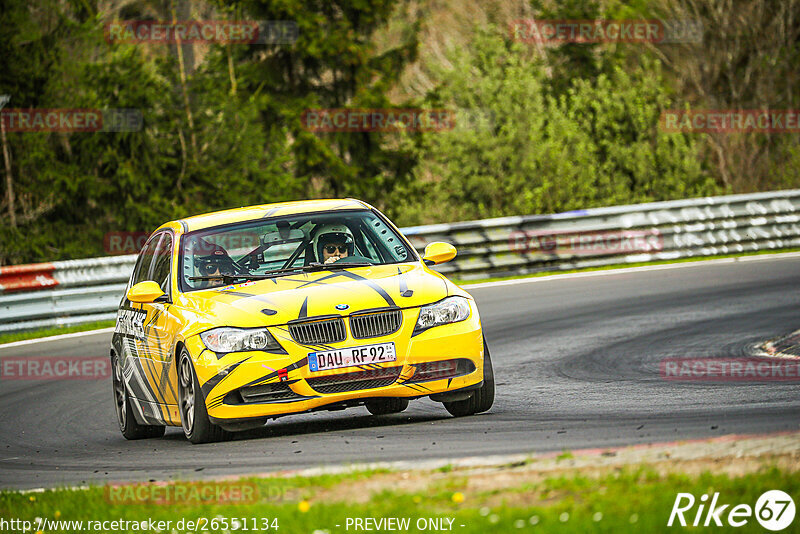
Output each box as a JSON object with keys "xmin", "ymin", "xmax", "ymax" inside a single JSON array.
[{"xmin": 312, "ymin": 223, "xmax": 355, "ymax": 261}]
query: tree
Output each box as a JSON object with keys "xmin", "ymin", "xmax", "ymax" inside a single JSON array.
[
  {"xmin": 221, "ymin": 0, "xmax": 420, "ymax": 206},
  {"xmin": 0, "ymin": 0, "xmax": 299, "ymax": 263},
  {"xmin": 646, "ymin": 0, "xmax": 800, "ymax": 191},
  {"xmin": 391, "ymin": 28, "xmax": 717, "ymax": 225}
]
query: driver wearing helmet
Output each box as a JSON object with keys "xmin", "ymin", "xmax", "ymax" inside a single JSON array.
[
  {"xmin": 191, "ymin": 239, "xmax": 237, "ymax": 288},
  {"xmin": 313, "ymin": 223, "xmax": 355, "ymax": 264}
]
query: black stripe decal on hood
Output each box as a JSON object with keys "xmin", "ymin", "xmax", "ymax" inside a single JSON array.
[
  {"xmin": 296, "ymin": 272, "xmax": 342, "ymax": 288},
  {"xmin": 398, "ymin": 267, "xmax": 413, "ymax": 297},
  {"xmin": 333, "ymin": 270, "xmax": 396, "ymax": 307},
  {"xmin": 284, "ymin": 270, "xmax": 396, "ymax": 307}
]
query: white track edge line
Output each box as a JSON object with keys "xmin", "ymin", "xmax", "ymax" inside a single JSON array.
[
  {"xmin": 462, "ymin": 251, "xmax": 800, "ymax": 290},
  {"xmin": 0, "ymin": 327, "xmax": 115, "ymax": 349}
]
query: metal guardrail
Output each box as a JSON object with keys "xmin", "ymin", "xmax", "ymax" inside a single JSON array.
[
  {"xmin": 403, "ymin": 189, "xmax": 800, "ymax": 277},
  {"xmin": 0, "ymin": 255, "xmax": 137, "ymax": 293},
  {"xmin": 2, "ymin": 189, "xmax": 800, "ymax": 334}
]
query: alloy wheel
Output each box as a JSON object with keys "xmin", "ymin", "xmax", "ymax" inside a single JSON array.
[{"xmin": 179, "ymin": 356, "xmax": 195, "ymax": 434}]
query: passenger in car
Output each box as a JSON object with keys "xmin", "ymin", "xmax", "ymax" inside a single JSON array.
[{"xmin": 191, "ymin": 239, "xmax": 237, "ymax": 288}]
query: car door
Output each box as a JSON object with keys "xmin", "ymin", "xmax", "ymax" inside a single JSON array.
[
  {"xmin": 138, "ymin": 231, "xmax": 183, "ymax": 425},
  {"xmin": 116, "ymin": 234, "xmax": 164, "ymax": 425}
]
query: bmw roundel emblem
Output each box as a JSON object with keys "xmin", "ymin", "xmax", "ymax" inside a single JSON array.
[{"xmin": 335, "ymin": 304, "xmax": 349, "ymax": 311}]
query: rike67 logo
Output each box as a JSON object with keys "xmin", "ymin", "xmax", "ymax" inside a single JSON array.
[{"xmin": 668, "ymin": 490, "xmax": 795, "ymax": 530}]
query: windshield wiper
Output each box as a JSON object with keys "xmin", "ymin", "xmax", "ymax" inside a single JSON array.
[
  {"xmin": 189, "ymin": 263, "xmax": 372, "ymax": 285},
  {"xmin": 302, "ymin": 262, "xmax": 372, "ymax": 272},
  {"xmin": 189, "ymin": 270, "xmax": 302, "ymax": 285}
]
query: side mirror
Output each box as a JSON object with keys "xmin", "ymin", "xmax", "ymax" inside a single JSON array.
[
  {"xmin": 422, "ymin": 242, "xmax": 457, "ymax": 265},
  {"xmin": 127, "ymin": 281, "xmax": 168, "ymax": 304}
]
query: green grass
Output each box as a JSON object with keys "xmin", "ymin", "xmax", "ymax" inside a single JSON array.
[
  {"xmin": 0, "ymin": 465, "xmax": 794, "ymax": 533},
  {"xmin": 0, "ymin": 320, "xmax": 115, "ymax": 346},
  {"xmin": 556, "ymin": 450, "xmax": 575, "ymax": 462},
  {"xmin": 454, "ymin": 247, "xmax": 800, "ymax": 286}
]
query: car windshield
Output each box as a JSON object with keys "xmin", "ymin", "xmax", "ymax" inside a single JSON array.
[{"xmin": 180, "ymin": 210, "xmax": 414, "ymax": 291}]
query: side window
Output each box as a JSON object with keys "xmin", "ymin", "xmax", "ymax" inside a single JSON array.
[
  {"xmin": 130, "ymin": 235, "xmax": 161, "ymax": 287},
  {"xmin": 150, "ymin": 233, "xmax": 173, "ymax": 294}
]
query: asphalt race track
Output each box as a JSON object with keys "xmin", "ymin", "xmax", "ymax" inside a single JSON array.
[{"xmin": 1, "ymin": 256, "xmax": 799, "ymax": 490}]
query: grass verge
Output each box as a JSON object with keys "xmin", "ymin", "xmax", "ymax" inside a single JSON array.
[
  {"xmin": 0, "ymin": 320, "xmax": 115, "ymax": 346},
  {"xmin": 1, "ymin": 451, "xmax": 795, "ymax": 533}
]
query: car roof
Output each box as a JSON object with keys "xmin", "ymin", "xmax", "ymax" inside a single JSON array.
[{"xmin": 165, "ymin": 198, "xmax": 372, "ymax": 233}]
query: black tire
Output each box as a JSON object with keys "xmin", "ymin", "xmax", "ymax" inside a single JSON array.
[
  {"xmin": 112, "ymin": 353, "xmax": 165, "ymax": 440},
  {"xmin": 177, "ymin": 349, "xmax": 231, "ymax": 444},
  {"xmin": 365, "ymin": 398, "xmax": 409, "ymax": 415},
  {"xmin": 443, "ymin": 341, "xmax": 495, "ymax": 417}
]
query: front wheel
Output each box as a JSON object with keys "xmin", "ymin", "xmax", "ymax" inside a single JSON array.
[
  {"xmin": 178, "ymin": 349, "xmax": 230, "ymax": 444},
  {"xmin": 112, "ymin": 353, "xmax": 165, "ymax": 440},
  {"xmin": 443, "ymin": 341, "xmax": 495, "ymax": 417}
]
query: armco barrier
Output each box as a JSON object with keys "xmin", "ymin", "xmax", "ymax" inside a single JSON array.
[
  {"xmin": 0, "ymin": 263, "xmax": 58, "ymax": 292},
  {"xmin": 0, "ymin": 255, "xmax": 137, "ymax": 293},
  {"xmin": 2, "ymin": 190, "xmax": 800, "ymax": 334}
]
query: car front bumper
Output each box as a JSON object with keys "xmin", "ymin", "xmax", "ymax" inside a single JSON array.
[{"xmin": 186, "ymin": 306, "xmax": 485, "ymax": 424}]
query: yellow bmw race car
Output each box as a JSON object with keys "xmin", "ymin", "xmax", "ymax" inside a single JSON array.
[{"xmin": 111, "ymin": 199, "xmax": 494, "ymax": 443}]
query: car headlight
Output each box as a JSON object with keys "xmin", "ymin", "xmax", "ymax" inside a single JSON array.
[
  {"xmin": 200, "ymin": 327, "xmax": 283, "ymax": 353},
  {"xmin": 414, "ymin": 296, "xmax": 471, "ymax": 335}
]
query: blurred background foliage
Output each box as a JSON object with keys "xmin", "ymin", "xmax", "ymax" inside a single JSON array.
[{"xmin": 1, "ymin": 0, "xmax": 798, "ymax": 263}]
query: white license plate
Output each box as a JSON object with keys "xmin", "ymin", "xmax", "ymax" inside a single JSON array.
[{"xmin": 308, "ymin": 342, "xmax": 396, "ymax": 372}]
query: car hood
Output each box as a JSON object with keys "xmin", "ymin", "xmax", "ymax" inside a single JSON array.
[{"xmin": 179, "ymin": 263, "xmax": 450, "ymax": 328}]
